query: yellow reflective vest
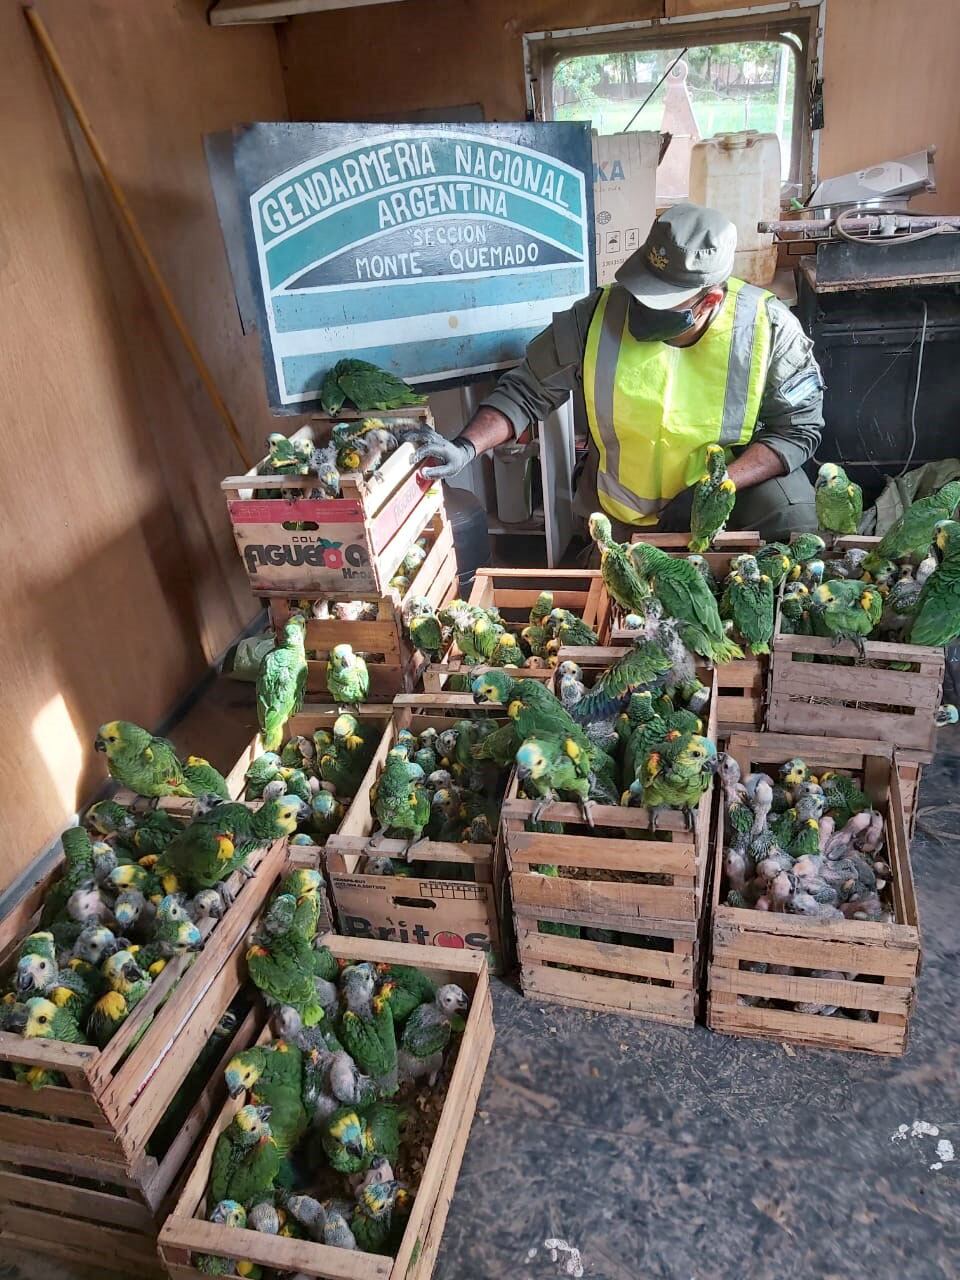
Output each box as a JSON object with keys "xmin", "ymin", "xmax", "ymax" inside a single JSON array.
[{"xmin": 583, "ymin": 277, "xmax": 773, "ymax": 526}]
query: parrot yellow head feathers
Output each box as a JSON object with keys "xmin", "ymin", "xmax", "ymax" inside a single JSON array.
[
  {"xmin": 225, "ymin": 1047, "xmax": 265, "ymax": 1098},
  {"xmin": 210, "ymin": 1200, "xmax": 247, "ymax": 1228},
  {"xmin": 93, "ymin": 721, "xmax": 123, "ymax": 755},
  {"xmin": 588, "ymin": 512, "xmax": 612, "ymax": 545},
  {"xmin": 471, "ymin": 669, "xmax": 513, "ymax": 705},
  {"xmin": 817, "ymin": 462, "xmax": 841, "ymax": 484},
  {"xmin": 860, "ymin": 589, "xmax": 877, "ymax": 612},
  {"xmin": 23, "ymin": 998, "xmax": 59, "ymax": 1038},
  {"xmin": 234, "ymin": 1103, "xmax": 272, "ymax": 1139}
]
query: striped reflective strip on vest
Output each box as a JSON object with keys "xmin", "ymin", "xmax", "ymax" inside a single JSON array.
[
  {"xmin": 591, "ymin": 286, "xmax": 663, "ymax": 517},
  {"xmin": 719, "ymin": 282, "xmax": 767, "ymax": 446}
]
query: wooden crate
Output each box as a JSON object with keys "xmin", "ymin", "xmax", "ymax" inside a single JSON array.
[
  {"xmin": 598, "ymin": 531, "xmax": 767, "ymax": 734},
  {"xmin": 158, "ymin": 936, "xmax": 494, "ymax": 1280},
  {"xmin": 422, "ymin": 567, "xmax": 610, "ymax": 692},
  {"xmin": 767, "ymin": 532, "xmax": 945, "ymax": 760},
  {"xmin": 268, "ymin": 510, "xmax": 458, "ymax": 698},
  {"xmin": 222, "ymin": 410, "xmax": 445, "ymax": 599},
  {"xmin": 324, "ymin": 694, "xmax": 509, "ymax": 968},
  {"xmin": 503, "ymin": 670, "xmax": 718, "ymax": 1026},
  {"xmin": 224, "ymin": 701, "xmax": 395, "ymax": 879},
  {"xmin": 707, "ymin": 732, "xmax": 921, "ymax": 1056},
  {"xmin": 0, "ymin": 1001, "xmax": 259, "ymax": 1278},
  {"xmin": 0, "ymin": 831, "xmax": 291, "ymax": 1171}
]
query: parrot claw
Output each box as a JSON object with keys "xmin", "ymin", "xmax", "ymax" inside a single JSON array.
[
  {"xmin": 216, "ymin": 882, "xmax": 235, "ymax": 910},
  {"xmin": 579, "ymin": 798, "xmax": 597, "ymax": 828},
  {"xmin": 236, "ymin": 864, "xmax": 255, "ymax": 881},
  {"xmin": 363, "ymin": 829, "xmax": 385, "ymax": 853},
  {"xmin": 648, "ymin": 806, "xmax": 663, "ymax": 833},
  {"xmin": 405, "ymin": 838, "xmax": 429, "ymax": 862},
  {"xmin": 530, "ymin": 799, "xmax": 551, "ymax": 824},
  {"xmin": 682, "ymin": 805, "xmax": 695, "ymax": 832}
]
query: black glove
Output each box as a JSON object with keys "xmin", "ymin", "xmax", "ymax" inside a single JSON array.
[
  {"xmin": 409, "ymin": 430, "xmax": 477, "ymax": 480},
  {"xmin": 655, "ymin": 484, "xmax": 697, "ymax": 533}
]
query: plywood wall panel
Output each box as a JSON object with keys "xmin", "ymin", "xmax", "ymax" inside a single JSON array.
[{"xmin": 0, "ymin": 0, "xmax": 289, "ymax": 889}]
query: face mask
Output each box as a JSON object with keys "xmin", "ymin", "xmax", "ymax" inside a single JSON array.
[{"xmin": 627, "ymin": 298, "xmax": 701, "ymax": 342}]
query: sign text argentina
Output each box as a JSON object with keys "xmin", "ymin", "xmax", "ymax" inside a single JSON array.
[{"xmin": 243, "ymin": 124, "xmax": 592, "ymax": 409}]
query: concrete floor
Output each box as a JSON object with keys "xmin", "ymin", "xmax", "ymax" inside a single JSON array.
[{"xmin": 5, "ymin": 697, "xmax": 959, "ymax": 1280}]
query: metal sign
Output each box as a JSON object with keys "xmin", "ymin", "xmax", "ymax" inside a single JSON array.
[{"xmin": 228, "ymin": 123, "xmax": 594, "ymax": 411}]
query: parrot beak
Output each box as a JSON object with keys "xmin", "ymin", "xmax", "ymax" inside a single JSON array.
[
  {"xmin": 94, "ymin": 735, "xmax": 107, "ymax": 753},
  {"xmin": 225, "ymin": 1072, "xmax": 246, "ymax": 1099},
  {"xmin": 346, "ymin": 1139, "xmax": 365, "ymax": 1159},
  {"xmin": 122, "ymin": 961, "xmax": 144, "ymax": 983},
  {"xmin": 516, "ymin": 764, "xmax": 531, "ymax": 781},
  {"xmin": 706, "ymin": 755, "xmax": 720, "ymax": 775},
  {"xmin": 14, "ymin": 972, "xmax": 34, "ymax": 996}
]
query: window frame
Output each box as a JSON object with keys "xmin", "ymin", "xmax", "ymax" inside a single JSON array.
[{"xmin": 524, "ymin": 2, "xmax": 826, "ymax": 203}]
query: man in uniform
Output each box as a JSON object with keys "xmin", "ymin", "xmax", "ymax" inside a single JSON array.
[{"xmin": 411, "ymin": 203, "xmax": 823, "ymax": 541}]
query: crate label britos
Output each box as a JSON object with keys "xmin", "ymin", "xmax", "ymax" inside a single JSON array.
[{"xmin": 222, "ymin": 122, "xmax": 594, "ymax": 410}]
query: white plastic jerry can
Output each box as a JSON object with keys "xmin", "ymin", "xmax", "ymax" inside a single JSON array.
[{"xmin": 689, "ymin": 130, "xmax": 781, "ymax": 286}]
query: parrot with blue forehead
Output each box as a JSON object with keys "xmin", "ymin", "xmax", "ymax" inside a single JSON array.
[
  {"xmin": 208, "ymin": 1103, "xmax": 280, "ymax": 1207},
  {"xmin": 689, "ymin": 445, "xmax": 736, "ymax": 552},
  {"xmin": 224, "ymin": 1042, "xmax": 306, "ymax": 1157},
  {"xmin": 317, "ymin": 1102, "xmax": 404, "ymax": 1175}
]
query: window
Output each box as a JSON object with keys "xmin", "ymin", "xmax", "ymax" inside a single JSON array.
[{"xmin": 531, "ymin": 7, "xmax": 819, "ymax": 203}]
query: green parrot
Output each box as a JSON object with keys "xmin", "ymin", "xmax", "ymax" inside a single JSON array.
[
  {"xmin": 224, "ymin": 1042, "xmax": 306, "ymax": 1156},
  {"xmin": 629, "ymin": 542, "xmax": 743, "ymax": 663},
  {"xmin": 326, "ymin": 643, "xmax": 370, "ymax": 706},
  {"xmin": 13, "ymin": 996, "xmax": 88, "ymax": 1087},
  {"xmin": 685, "ymin": 554, "xmax": 718, "ymax": 595},
  {"xmin": 726, "ymin": 556, "xmax": 775, "ymax": 655},
  {"xmin": 246, "ymin": 902, "xmax": 331, "ymax": 1028},
  {"xmin": 755, "ymin": 542, "xmax": 793, "ymax": 588},
  {"xmin": 515, "ymin": 736, "xmax": 593, "ymax": 824},
  {"xmin": 639, "ymin": 730, "xmax": 718, "ymax": 829},
  {"xmin": 815, "ymin": 462, "xmax": 863, "ymax": 538},
  {"xmin": 318, "ymin": 1102, "xmax": 403, "ymax": 1174},
  {"xmin": 94, "ymin": 721, "xmax": 190, "ymax": 798},
  {"xmin": 41, "ymin": 827, "xmax": 96, "ymax": 925},
  {"xmin": 157, "ymin": 797, "xmax": 302, "ymax": 895},
  {"xmin": 195, "ymin": 1200, "xmax": 248, "ymax": 1275},
  {"xmin": 135, "ymin": 895, "xmax": 202, "ymax": 974},
  {"xmin": 182, "ymin": 755, "xmax": 231, "ymax": 801},
  {"xmin": 307, "ymin": 789, "xmax": 345, "ymax": 838},
  {"xmin": 407, "ymin": 611, "xmax": 444, "ymax": 658},
  {"xmin": 688, "ymin": 444, "xmax": 736, "ymax": 552},
  {"xmin": 340, "ymin": 986, "xmax": 398, "ymax": 1096},
  {"xmin": 810, "ymin": 581, "xmax": 883, "ymax": 656},
  {"xmin": 529, "ymin": 591, "xmax": 554, "ymax": 626},
  {"xmin": 84, "ymin": 799, "xmax": 136, "ymax": 840},
  {"xmin": 101, "ymin": 949, "xmax": 151, "ymax": 1011},
  {"xmin": 243, "ymin": 751, "xmax": 284, "ymax": 800},
  {"xmin": 568, "ymin": 637, "xmax": 673, "ymax": 724},
  {"xmin": 208, "ymin": 1103, "xmax": 280, "ymax": 1207},
  {"xmin": 320, "ymin": 358, "xmax": 426, "ymax": 414},
  {"xmin": 269, "ymin": 868, "xmax": 325, "ymax": 941},
  {"xmin": 257, "ymin": 616, "xmax": 307, "ymax": 753},
  {"xmin": 863, "ymin": 480, "xmax": 960, "ymax": 575},
  {"xmin": 373, "ymin": 750, "xmax": 431, "ymax": 843},
  {"xmin": 489, "ymin": 631, "xmax": 526, "ymax": 667},
  {"xmin": 131, "ymin": 810, "xmax": 184, "ymax": 857},
  {"xmin": 545, "ymin": 608, "xmax": 599, "ymax": 647},
  {"xmin": 789, "ymin": 533, "xmax": 827, "ymax": 567},
  {"xmin": 780, "ymin": 584, "xmax": 813, "ymax": 638},
  {"xmin": 909, "ymin": 519, "xmax": 960, "ymax": 646},
  {"xmin": 819, "ymin": 770, "xmax": 871, "ymax": 826},
  {"xmin": 374, "ymin": 963, "xmax": 436, "ymax": 1026},
  {"xmin": 588, "ymin": 512, "xmax": 650, "ymax": 616},
  {"xmin": 351, "ymin": 1179, "xmax": 411, "ymax": 1256}
]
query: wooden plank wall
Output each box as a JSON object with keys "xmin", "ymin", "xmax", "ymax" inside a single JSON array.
[
  {"xmin": 280, "ymin": 0, "xmax": 960, "ymax": 214},
  {"xmin": 0, "ymin": 0, "xmax": 291, "ymax": 888}
]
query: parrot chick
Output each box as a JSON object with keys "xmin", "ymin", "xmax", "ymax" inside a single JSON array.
[{"xmin": 326, "ymin": 644, "xmax": 370, "ymax": 708}]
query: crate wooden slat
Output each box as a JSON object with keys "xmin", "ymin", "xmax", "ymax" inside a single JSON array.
[
  {"xmin": 422, "ymin": 567, "xmax": 609, "ymax": 692},
  {"xmin": 324, "ymin": 695, "xmax": 509, "ymax": 967},
  {"xmin": 504, "ymin": 668, "xmax": 718, "ymax": 1025},
  {"xmin": 707, "ymin": 731, "xmax": 920, "ymax": 1056},
  {"xmin": 222, "ymin": 412, "xmax": 443, "ymax": 599},
  {"xmin": 158, "ymin": 938, "xmax": 494, "ymax": 1280},
  {"xmin": 0, "ymin": 828, "xmax": 291, "ymax": 1170}
]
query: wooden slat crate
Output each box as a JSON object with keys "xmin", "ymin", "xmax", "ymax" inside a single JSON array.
[
  {"xmin": 222, "ymin": 409, "xmax": 444, "ymax": 599},
  {"xmin": 422, "ymin": 567, "xmax": 610, "ymax": 692},
  {"xmin": 707, "ymin": 731, "xmax": 920, "ymax": 1056},
  {"xmin": 0, "ymin": 831, "xmax": 292, "ymax": 1171},
  {"xmin": 767, "ymin": 532, "xmax": 945, "ymax": 761},
  {"xmin": 597, "ymin": 531, "xmax": 767, "ymax": 734},
  {"xmin": 268, "ymin": 509, "xmax": 458, "ymax": 698},
  {"xmin": 0, "ymin": 1002, "xmax": 259, "ymax": 1278},
  {"xmin": 224, "ymin": 701, "xmax": 394, "ymax": 884},
  {"xmin": 503, "ymin": 669, "xmax": 718, "ymax": 1026},
  {"xmin": 324, "ymin": 694, "xmax": 510, "ymax": 968},
  {"xmin": 158, "ymin": 936, "xmax": 494, "ymax": 1280}
]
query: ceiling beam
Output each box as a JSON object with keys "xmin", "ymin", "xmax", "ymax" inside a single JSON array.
[{"xmin": 210, "ymin": 0, "xmax": 407, "ymax": 25}]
